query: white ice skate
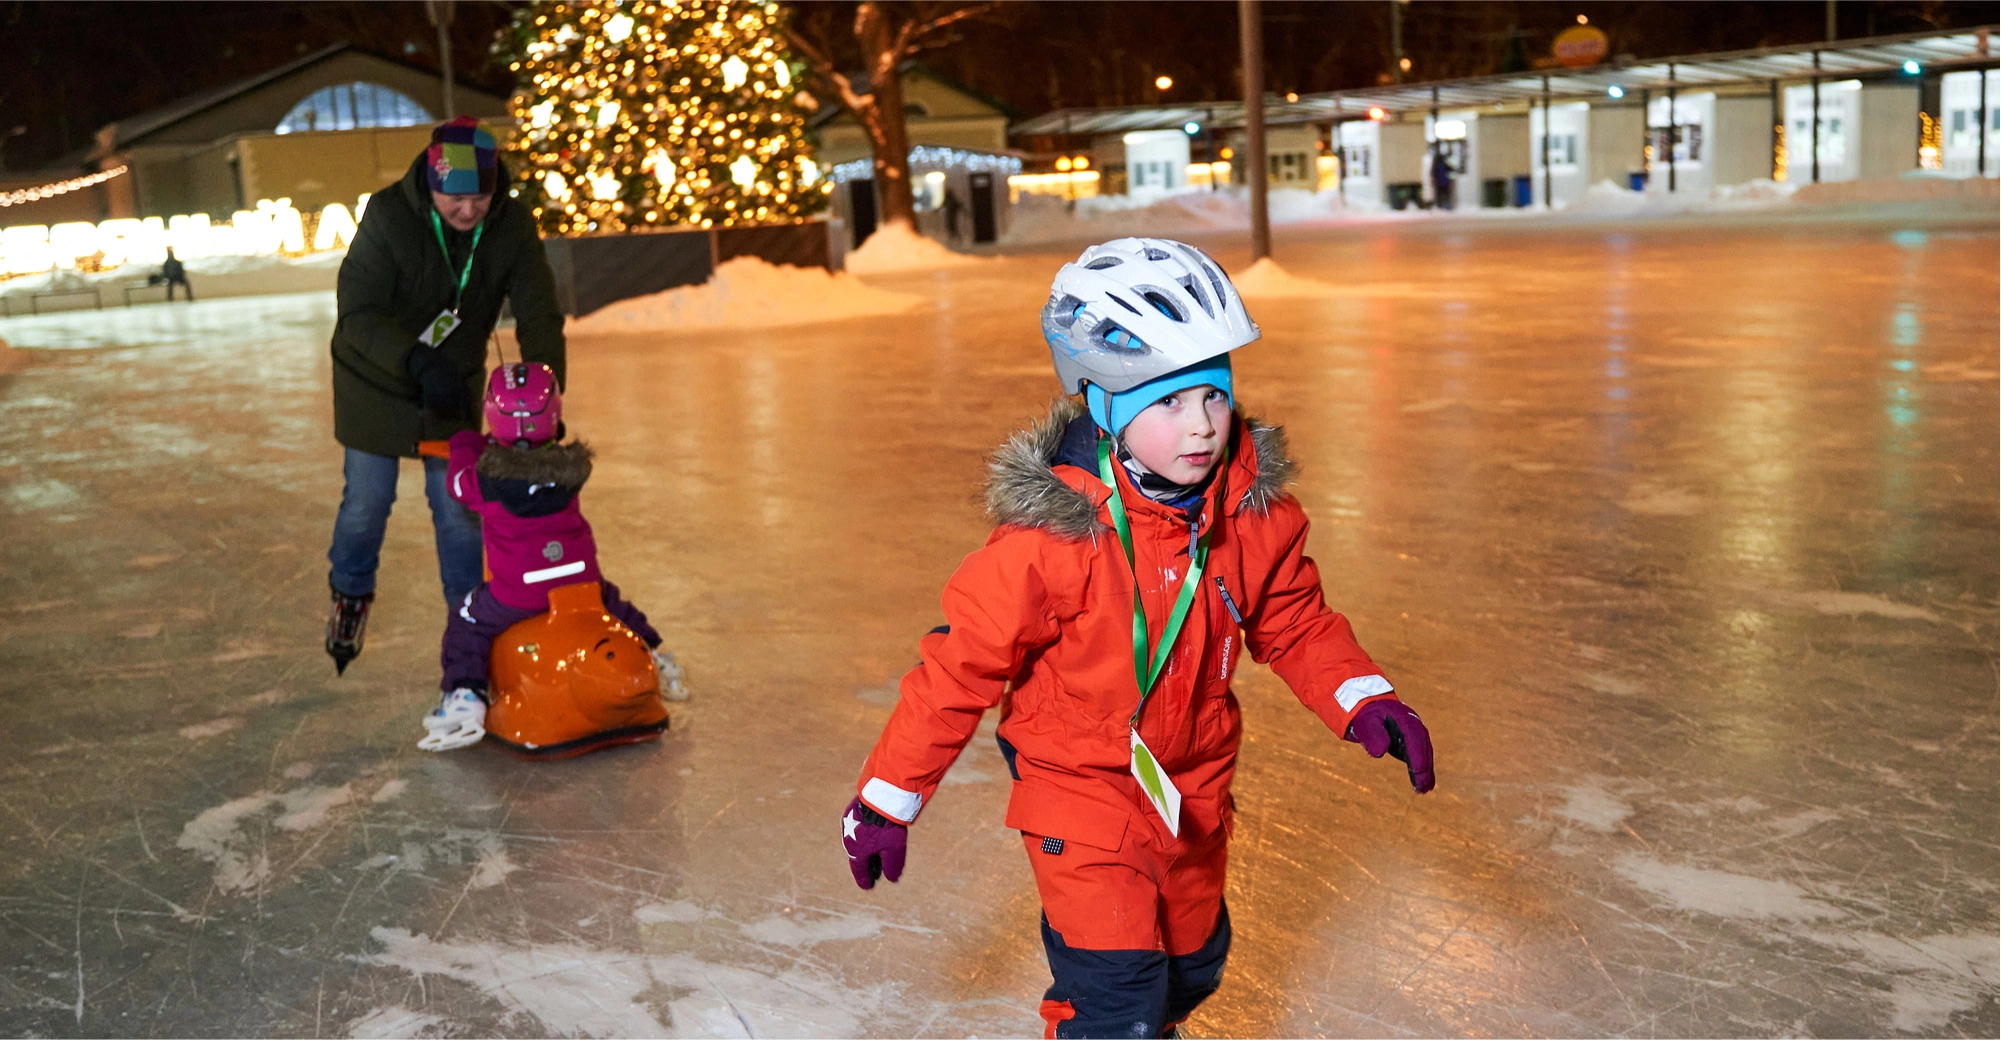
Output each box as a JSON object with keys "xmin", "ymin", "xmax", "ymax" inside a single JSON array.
[
  {"xmin": 418, "ymin": 688, "xmax": 488, "ymax": 751},
  {"xmin": 651, "ymin": 648, "xmax": 689, "ymax": 702}
]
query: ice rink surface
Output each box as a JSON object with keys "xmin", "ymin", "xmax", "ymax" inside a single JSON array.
[{"xmin": 0, "ymin": 212, "xmax": 1995, "ymax": 1037}]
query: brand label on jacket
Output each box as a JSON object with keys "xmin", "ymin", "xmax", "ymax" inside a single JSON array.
[{"xmin": 1129, "ymin": 728, "xmax": 1182, "ymax": 836}]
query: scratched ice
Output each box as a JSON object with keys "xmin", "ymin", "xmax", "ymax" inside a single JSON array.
[{"xmin": 0, "ymin": 213, "xmax": 1993, "ymax": 1037}]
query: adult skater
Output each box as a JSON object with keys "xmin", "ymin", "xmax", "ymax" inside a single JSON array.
[
  {"xmin": 841, "ymin": 238, "xmax": 1436, "ymax": 1037},
  {"xmin": 323, "ymin": 116, "xmax": 566, "ymax": 674}
]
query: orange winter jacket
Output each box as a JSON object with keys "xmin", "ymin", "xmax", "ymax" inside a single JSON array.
[{"xmin": 857, "ymin": 400, "xmax": 1397, "ymax": 852}]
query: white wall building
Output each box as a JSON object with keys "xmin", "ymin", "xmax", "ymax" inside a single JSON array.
[
  {"xmin": 1529, "ymin": 102, "xmax": 1591, "ymax": 207},
  {"xmin": 1339, "ymin": 118, "xmax": 1428, "ymax": 208},
  {"xmin": 1940, "ymin": 70, "xmax": 1999, "ymax": 178},
  {"xmin": 1123, "ymin": 129, "xmax": 1191, "ymax": 199},
  {"xmin": 1782, "ymin": 80, "xmax": 1919, "ymax": 183}
]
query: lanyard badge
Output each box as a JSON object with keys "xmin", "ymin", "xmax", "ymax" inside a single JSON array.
[{"xmin": 1096, "ymin": 436, "xmax": 1221, "ymax": 836}]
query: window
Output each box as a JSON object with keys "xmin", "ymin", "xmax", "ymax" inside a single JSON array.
[
  {"xmin": 1547, "ymin": 133, "xmax": 1578, "ymax": 166},
  {"xmin": 1345, "ymin": 145, "xmax": 1372, "ymax": 178},
  {"xmin": 276, "ymin": 83, "xmax": 432, "ymax": 134}
]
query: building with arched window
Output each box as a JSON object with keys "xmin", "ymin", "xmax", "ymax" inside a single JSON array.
[{"xmin": 77, "ymin": 43, "xmax": 507, "ymax": 220}]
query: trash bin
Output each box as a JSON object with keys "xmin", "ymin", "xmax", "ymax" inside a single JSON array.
[
  {"xmin": 1628, "ymin": 171, "xmax": 1649, "ymax": 191},
  {"xmin": 1481, "ymin": 179, "xmax": 1507, "ymax": 208},
  {"xmin": 1511, "ymin": 175, "xmax": 1533, "ymax": 208},
  {"xmin": 1388, "ymin": 183, "xmax": 1424, "ymax": 210}
]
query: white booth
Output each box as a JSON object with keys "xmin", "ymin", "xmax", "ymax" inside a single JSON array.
[
  {"xmin": 1940, "ymin": 70, "xmax": 1999, "ymax": 178},
  {"xmin": 1530, "ymin": 102, "xmax": 1591, "ymax": 207},
  {"xmin": 1647, "ymin": 92, "xmax": 1717, "ymax": 194},
  {"xmin": 1123, "ymin": 129, "xmax": 1191, "ymax": 199},
  {"xmin": 1426, "ymin": 111, "xmax": 1530, "ymax": 208},
  {"xmin": 1339, "ymin": 119, "xmax": 1428, "ymax": 209},
  {"xmin": 1783, "ymin": 80, "xmax": 1918, "ymax": 182}
]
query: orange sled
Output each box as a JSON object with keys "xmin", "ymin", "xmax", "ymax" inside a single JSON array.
[{"xmin": 483, "ymin": 581, "xmax": 670, "ymax": 759}]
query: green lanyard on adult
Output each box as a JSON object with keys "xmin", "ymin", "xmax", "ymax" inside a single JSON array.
[
  {"xmin": 1097, "ymin": 436, "xmax": 1216, "ymax": 728},
  {"xmin": 429, "ymin": 210, "xmax": 484, "ymax": 315}
]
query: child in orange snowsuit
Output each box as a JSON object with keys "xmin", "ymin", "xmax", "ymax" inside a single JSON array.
[{"xmin": 840, "ymin": 238, "xmax": 1437, "ymax": 1038}]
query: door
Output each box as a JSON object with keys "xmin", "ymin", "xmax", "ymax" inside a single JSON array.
[
  {"xmin": 968, "ymin": 172, "xmax": 996, "ymax": 244},
  {"xmin": 848, "ymin": 179, "xmax": 877, "ymax": 247}
]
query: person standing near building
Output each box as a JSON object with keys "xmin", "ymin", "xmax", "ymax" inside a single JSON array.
[{"xmin": 323, "ymin": 116, "xmax": 567, "ymax": 675}]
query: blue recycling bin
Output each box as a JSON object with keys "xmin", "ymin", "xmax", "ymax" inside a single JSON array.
[
  {"xmin": 1511, "ymin": 175, "xmax": 1533, "ymax": 208},
  {"xmin": 1628, "ymin": 171, "xmax": 1649, "ymax": 191}
]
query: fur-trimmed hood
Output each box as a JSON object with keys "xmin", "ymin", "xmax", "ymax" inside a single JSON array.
[
  {"xmin": 985, "ymin": 398, "xmax": 1294, "ymax": 540},
  {"xmin": 476, "ymin": 439, "xmax": 594, "ymax": 489}
]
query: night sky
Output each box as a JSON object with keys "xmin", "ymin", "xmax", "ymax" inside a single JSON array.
[{"xmin": 1, "ymin": 0, "xmax": 1994, "ymax": 174}]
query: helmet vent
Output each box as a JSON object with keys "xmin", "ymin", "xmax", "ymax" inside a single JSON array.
[
  {"xmin": 1142, "ymin": 246, "xmax": 1172, "ymax": 260},
  {"xmin": 1179, "ymin": 274, "xmax": 1214, "ymax": 317},
  {"xmin": 1084, "ymin": 256, "xmax": 1123, "ymax": 269},
  {"xmin": 1106, "ymin": 293, "xmax": 1144, "ymax": 317},
  {"xmin": 1137, "ymin": 289, "xmax": 1184, "ymax": 322},
  {"xmin": 1090, "ymin": 319, "xmax": 1148, "ymax": 355}
]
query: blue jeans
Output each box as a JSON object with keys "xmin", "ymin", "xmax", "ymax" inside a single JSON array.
[{"xmin": 327, "ymin": 448, "xmax": 484, "ymax": 606}]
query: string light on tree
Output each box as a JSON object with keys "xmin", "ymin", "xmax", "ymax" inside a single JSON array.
[{"xmin": 499, "ymin": 0, "xmax": 828, "ymax": 234}]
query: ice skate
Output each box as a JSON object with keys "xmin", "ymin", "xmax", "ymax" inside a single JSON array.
[
  {"xmin": 418, "ymin": 688, "xmax": 488, "ymax": 751},
  {"xmin": 325, "ymin": 586, "xmax": 374, "ymax": 675},
  {"xmin": 651, "ymin": 648, "xmax": 689, "ymax": 701}
]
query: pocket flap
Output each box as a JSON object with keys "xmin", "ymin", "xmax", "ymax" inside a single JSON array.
[{"xmin": 1004, "ymin": 780, "xmax": 1130, "ymax": 852}]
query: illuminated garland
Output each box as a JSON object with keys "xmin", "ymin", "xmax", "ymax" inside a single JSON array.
[
  {"xmin": 499, "ymin": 0, "xmax": 828, "ymax": 234},
  {"xmin": 0, "ymin": 166, "xmax": 129, "ymax": 208}
]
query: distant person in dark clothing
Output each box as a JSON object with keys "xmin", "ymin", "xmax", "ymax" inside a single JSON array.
[
  {"xmin": 158, "ymin": 247, "xmax": 192, "ymax": 301},
  {"xmin": 1430, "ymin": 150, "xmax": 1455, "ymax": 212},
  {"xmin": 942, "ymin": 186, "xmax": 966, "ymax": 244}
]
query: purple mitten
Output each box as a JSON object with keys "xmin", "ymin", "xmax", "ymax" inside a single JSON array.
[
  {"xmin": 842, "ymin": 796, "xmax": 908, "ymax": 889},
  {"xmin": 1344, "ymin": 699, "xmax": 1436, "ymax": 793}
]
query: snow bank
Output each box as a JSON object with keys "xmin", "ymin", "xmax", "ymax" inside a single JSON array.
[
  {"xmin": 1793, "ymin": 172, "xmax": 2000, "ymax": 209},
  {"xmin": 1563, "ymin": 178, "xmax": 1801, "ymax": 217},
  {"xmin": 568, "ymin": 255, "xmax": 924, "ymax": 334},
  {"xmin": 0, "ymin": 249, "xmax": 345, "ymax": 314},
  {"xmin": 841, "ymin": 221, "xmax": 985, "ymax": 275},
  {"xmin": 1230, "ymin": 257, "xmax": 1339, "ymax": 299},
  {"xmin": 1005, "ymin": 187, "xmax": 1349, "ymax": 244}
]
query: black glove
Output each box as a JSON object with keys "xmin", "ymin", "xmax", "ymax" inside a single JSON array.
[{"xmin": 405, "ymin": 345, "xmax": 465, "ymax": 416}]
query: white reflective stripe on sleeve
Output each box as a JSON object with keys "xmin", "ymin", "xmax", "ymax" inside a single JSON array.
[
  {"xmin": 861, "ymin": 777, "xmax": 923, "ymax": 823},
  {"xmin": 453, "ymin": 469, "xmax": 466, "ymax": 498},
  {"xmin": 522, "ymin": 560, "xmax": 587, "ymax": 584},
  {"xmin": 1334, "ymin": 674, "xmax": 1394, "ymax": 711}
]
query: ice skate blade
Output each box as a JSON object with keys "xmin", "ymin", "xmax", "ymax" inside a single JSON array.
[
  {"xmin": 484, "ymin": 718, "xmax": 669, "ymax": 761},
  {"xmin": 328, "ymin": 647, "xmax": 357, "ymax": 676}
]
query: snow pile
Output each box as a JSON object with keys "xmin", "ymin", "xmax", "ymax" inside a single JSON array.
[
  {"xmin": 841, "ymin": 221, "xmax": 985, "ymax": 275},
  {"xmin": 1230, "ymin": 257, "xmax": 1340, "ymax": 299},
  {"xmin": 1565, "ymin": 178, "xmax": 1801, "ymax": 217},
  {"xmin": 0, "ymin": 249, "xmax": 345, "ymax": 313},
  {"xmin": 569, "ymin": 255, "xmax": 925, "ymax": 334},
  {"xmin": 1005, "ymin": 187, "xmax": 1349, "ymax": 244},
  {"xmin": 1793, "ymin": 172, "xmax": 2001, "ymax": 209}
]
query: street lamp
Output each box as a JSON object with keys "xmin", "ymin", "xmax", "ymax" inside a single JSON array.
[{"xmin": 1155, "ymin": 75, "xmax": 1174, "ymax": 92}]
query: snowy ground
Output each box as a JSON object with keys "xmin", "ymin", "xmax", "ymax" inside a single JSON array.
[{"xmin": 0, "ymin": 210, "xmax": 1995, "ymax": 1037}]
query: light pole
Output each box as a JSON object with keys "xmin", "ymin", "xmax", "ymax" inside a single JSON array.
[
  {"xmin": 425, "ymin": 0, "xmax": 457, "ymax": 119},
  {"xmin": 1240, "ymin": 0, "xmax": 1269, "ymax": 261}
]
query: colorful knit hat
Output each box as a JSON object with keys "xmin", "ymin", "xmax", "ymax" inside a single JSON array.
[{"xmin": 426, "ymin": 117, "xmax": 498, "ymax": 196}]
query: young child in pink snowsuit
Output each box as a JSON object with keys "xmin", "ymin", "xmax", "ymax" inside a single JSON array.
[{"xmin": 418, "ymin": 362, "xmax": 680, "ymax": 751}]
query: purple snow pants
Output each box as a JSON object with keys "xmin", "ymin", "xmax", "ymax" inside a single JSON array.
[{"xmin": 440, "ymin": 579, "xmax": 661, "ymax": 693}]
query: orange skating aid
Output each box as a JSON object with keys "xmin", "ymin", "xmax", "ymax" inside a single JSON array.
[{"xmin": 483, "ymin": 581, "xmax": 669, "ymax": 759}]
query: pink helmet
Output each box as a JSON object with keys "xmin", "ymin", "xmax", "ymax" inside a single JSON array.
[{"xmin": 485, "ymin": 363, "xmax": 561, "ymax": 447}]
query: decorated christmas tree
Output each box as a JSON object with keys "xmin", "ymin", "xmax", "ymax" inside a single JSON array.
[{"xmin": 498, "ymin": 0, "xmax": 828, "ymax": 234}]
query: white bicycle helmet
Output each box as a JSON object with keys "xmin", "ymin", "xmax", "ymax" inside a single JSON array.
[{"xmin": 1040, "ymin": 237, "xmax": 1260, "ymax": 395}]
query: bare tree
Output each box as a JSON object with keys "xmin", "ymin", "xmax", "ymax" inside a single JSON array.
[{"xmin": 788, "ymin": 2, "xmax": 993, "ymax": 231}]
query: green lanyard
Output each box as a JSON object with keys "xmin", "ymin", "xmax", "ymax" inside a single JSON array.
[
  {"xmin": 429, "ymin": 210, "xmax": 484, "ymax": 314},
  {"xmin": 1097, "ymin": 437, "xmax": 1213, "ymax": 727}
]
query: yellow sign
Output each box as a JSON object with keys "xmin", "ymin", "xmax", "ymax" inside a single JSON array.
[{"xmin": 1553, "ymin": 25, "xmax": 1610, "ymax": 68}]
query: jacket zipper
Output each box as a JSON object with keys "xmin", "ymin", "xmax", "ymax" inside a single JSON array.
[{"xmin": 1214, "ymin": 576, "xmax": 1244, "ymax": 624}]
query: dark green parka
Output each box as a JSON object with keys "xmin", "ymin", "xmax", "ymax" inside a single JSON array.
[{"xmin": 330, "ymin": 154, "xmax": 565, "ymax": 458}]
